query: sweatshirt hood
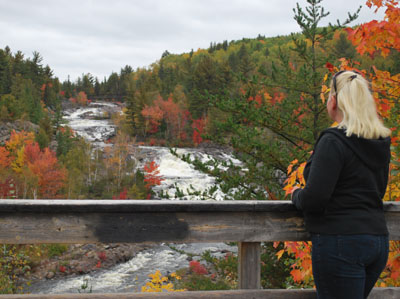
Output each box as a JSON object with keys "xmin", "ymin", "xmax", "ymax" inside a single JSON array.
[{"xmin": 321, "ymin": 127, "xmax": 391, "ymax": 170}]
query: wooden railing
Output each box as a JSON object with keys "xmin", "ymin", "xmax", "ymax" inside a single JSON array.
[{"xmin": 1, "ymin": 200, "xmax": 400, "ymax": 298}]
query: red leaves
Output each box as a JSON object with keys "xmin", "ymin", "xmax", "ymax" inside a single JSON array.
[
  {"xmin": 97, "ymin": 251, "xmax": 107, "ymax": 261},
  {"xmin": 143, "ymin": 161, "xmax": 164, "ymax": 190},
  {"xmin": 69, "ymin": 91, "xmax": 88, "ymax": 106},
  {"xmin": 189, "ymin": 260, "xmax": 208, "ymax": 275},
  {"xmin": 192, "ymin": 118, "xmax": 206, "ymax": 146},
  {"xmin": 112, "ymin": 188, "xmax": 128, "ymax": 200},
  {"xmin": 325, "ymin": 62, "xmax": 335, "ymax": 73}
]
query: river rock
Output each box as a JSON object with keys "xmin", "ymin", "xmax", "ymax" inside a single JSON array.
[
  {"xmin": 28, "ymin": 243, "xmax": 149, "ymax": 284},
  {"xmin": 45, "ymin": 271, "xmax": 55, "ymax": 279}
]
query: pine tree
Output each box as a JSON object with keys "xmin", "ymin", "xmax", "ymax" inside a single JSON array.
[{"xmin": 175, "ymin": 0, "xmax": 360, "ymax": 200}]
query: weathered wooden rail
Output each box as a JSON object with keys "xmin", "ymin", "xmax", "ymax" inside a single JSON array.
[{"xmin": 1, "ymin": 200, "xmax": 400, "ymax": 298}]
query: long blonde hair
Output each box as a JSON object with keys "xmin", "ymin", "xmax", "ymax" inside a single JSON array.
[{"xmin": 329, "ymin": 71, "xmax": 391, "ymax": 139}]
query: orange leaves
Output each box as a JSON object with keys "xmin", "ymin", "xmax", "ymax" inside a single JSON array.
[
  {"xmin": 0, "ymin": 147, "xmax": 10, "ymax": 168},
  {"xmin": 264, "ymin": 91, "xmax": 285, "ymax": 106},
  {"xmin": 371, "ymin": 67, "xmax": 400, "ymax": 107},
  {"xmin": 276, "ymin": 249, "xmax": 285, "ymax": 260},
  {"xmin": 0, "ymin": 131, "xmax": 66, "ymax": 199},
  {"xmin": 279, "ymin": 241, "xmax": 313, "ymax": 285},
  {"xmin": 76, "ymin": 91, "xmax": 88, "ymax": 106},
  {"xmin": 141, "ymin": 95, "xmax": 190, "ymax": 141},
  {"xmin": 346, "ymin": 0, "xmax": 400, "ymax": 57},
  {"xmin": 376, "ymin": 241, "xmax": 400, "ymax": 286},
  {"xmin": 247, "ymin": 94, "xmax": 263, "ymax": 108},
  {"xmin": 142, "ymin": 104, "xmax": 164, "ymax": 134},
  {"xmin": 283, "ymin": 159, "xmax": 306, "ymax": 196},
  {"xmin": 26, "ymin": 145, "xmax": 67, "ymax": 198}
]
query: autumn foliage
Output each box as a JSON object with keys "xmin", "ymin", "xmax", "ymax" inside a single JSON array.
[
  {"xmin": 140, "ymin": 94, "xmax": 207, "ymax": 146},
  {"xmin": 69, "ymin": 91, "xmax": 88, "ymax": 106},
  {"xmin": 143, "ymin": 161, "xmax": 164, "ymax": 199},
  {"xmin": 345, "ymin": 0, "xmax": 400, "ymax": 57},
  {"xmin": 0, "ymin": 130, "xmax": 67, "ymax": 199},
  {"xmin": 282, "ymin": 0, "xmax": 400, "ymax": 287},
  {"xmin": 189, "ymin": 260, "xmax": 208, "ymax": 275}
]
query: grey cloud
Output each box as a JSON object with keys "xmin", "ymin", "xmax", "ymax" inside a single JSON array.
[{"xmin": 0, "ymin": 0, "xmax": 384, "ymax": 81}]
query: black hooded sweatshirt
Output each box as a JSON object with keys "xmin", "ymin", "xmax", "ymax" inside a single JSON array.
[{"xmin": 292, "ymin": 127, "xmax": 391, "ymax": 235}]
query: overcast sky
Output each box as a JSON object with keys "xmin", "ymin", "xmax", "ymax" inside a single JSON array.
[{"xmin": 0, "ymin": 0, "xmax": 385, "ymax": 82}]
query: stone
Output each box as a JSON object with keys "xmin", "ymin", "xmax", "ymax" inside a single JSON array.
[{"xmin": 45, "ymin": 271, "xmax": 55, "ymax": 279}]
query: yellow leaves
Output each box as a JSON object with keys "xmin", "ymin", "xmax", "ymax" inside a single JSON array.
[
  {"xmin": 283, "ymin": 159, "xmax": 306, "ymax": 196},
  {"xmin": 170, "ymin": 272, "xmax": 181, "ymax": 280},
  {"xmin": 276, "ymin": 249, "xmax": 285, "ymax": 260},
  {"xmin": 320, "ymin": 84, "xmax": 330, "ymax": 104},
  {"xmin": 11, "ymin": 146, "xmax": 26, "ymax": 173},
  {"xmin": 263, "ymin": 92, "xmax": 272, "ymax": 101},
  {"xmin": 141, "ymin": 270, "xmax": 186, "ymax": 293},
  {"xmin": 5, "ymin": 130, "xmax": 35, "ymax": 153}
]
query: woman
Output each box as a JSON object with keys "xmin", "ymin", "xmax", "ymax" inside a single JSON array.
[{"xmin": 291, "ymin": 70, "xmax": 391, "ymax": 299}]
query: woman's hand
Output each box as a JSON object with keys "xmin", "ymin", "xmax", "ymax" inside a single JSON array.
[{"xmin": 290, "ymin": 186, "xmax": 300, "ymax": 200}]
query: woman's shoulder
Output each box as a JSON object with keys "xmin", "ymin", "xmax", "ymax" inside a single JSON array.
[
  {"xmin": 315, "ymin": 127, "xmax": 346, "ymax": 145},
  {"xmin": 314, "ymin": 127, "xmax": 348, "ymax": 156}
]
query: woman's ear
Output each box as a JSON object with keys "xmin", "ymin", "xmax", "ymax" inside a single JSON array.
[{"xmin": 330, "ymin": 95, "xmax": 337, "ymax": 109}]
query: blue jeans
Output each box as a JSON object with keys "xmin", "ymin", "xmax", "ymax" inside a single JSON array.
[{"xmin": 311, "ymin": 234, "xmax": 389, "ymax": 299}]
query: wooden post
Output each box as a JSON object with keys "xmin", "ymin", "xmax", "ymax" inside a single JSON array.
[{"xmin": 238, "ymin": 242, "xmax": 261, "ymax": 289}]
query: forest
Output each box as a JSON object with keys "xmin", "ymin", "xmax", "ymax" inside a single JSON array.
[{"xmin": 0, "ymin": 0, "xmax": 399, "ymax": 294}]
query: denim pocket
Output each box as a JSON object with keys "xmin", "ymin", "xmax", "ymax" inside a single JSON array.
[{"xmin": 337, "ymin": 235, "xmax": 376, "ymax": 265}]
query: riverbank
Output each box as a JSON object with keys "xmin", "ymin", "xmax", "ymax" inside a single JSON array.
[{"xmin": 23, "ymin": 243, "xmax": 150, "ymax": 289}]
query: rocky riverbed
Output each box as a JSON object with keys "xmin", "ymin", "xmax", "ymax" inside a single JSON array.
[{"xmin": 23, "ymin": 243, "xmax": 150, "ymax": 291}]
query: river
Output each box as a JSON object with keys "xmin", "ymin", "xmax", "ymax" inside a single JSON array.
[{"xmin": 27, "ymin": 101, "xmax": 237, "ymax": 294}]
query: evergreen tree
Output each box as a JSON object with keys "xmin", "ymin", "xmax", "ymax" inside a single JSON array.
[
  {"xmin": 190, "ymin": 54, "xmax": 221, "ymax": 118},
  {"xmin": 94, "ymin": 78, "xmax": 101, "ymax": 96},
  {"xmin": 0, "ymin": 49, "xmax": 11, "ymax": 94},
  {"xmin": 82, "ymin": 73, "xmax": 94, "ymax": 96},
  {"xmin": 106, "ymin": 72, "xmax": 120, "ymax": 97},
  {"xmin": 11, "ymin": 75, "xmax": 43, "ymax": 124},
  {"xmin": 237, "ymin": 44, "xmax": 254, "ymax": 78},
  {"xmin": 175, "ymin": 0, "xmax": 360, "ymax": 200},
  {"xmin": 332, "ymin": 32, "xmax": 357, "ymax": 60}
]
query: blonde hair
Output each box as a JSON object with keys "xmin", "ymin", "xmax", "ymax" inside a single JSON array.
[{"xmin": 329, "ymin": 71, "xmax": 391, "ymax": 139}]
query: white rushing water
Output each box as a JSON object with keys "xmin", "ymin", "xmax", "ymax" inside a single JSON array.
[
  {"xmin": 29, "ymin": 243, "xmax": 236, "ymax": 294},
  {"xmin": 28, "ymin": 101, "xmax": 238, "ymax": 294}
]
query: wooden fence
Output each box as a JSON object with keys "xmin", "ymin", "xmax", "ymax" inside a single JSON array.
[{"xmin": 1, "ymin": 200, "xmax": 399, "ymax": 298}]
